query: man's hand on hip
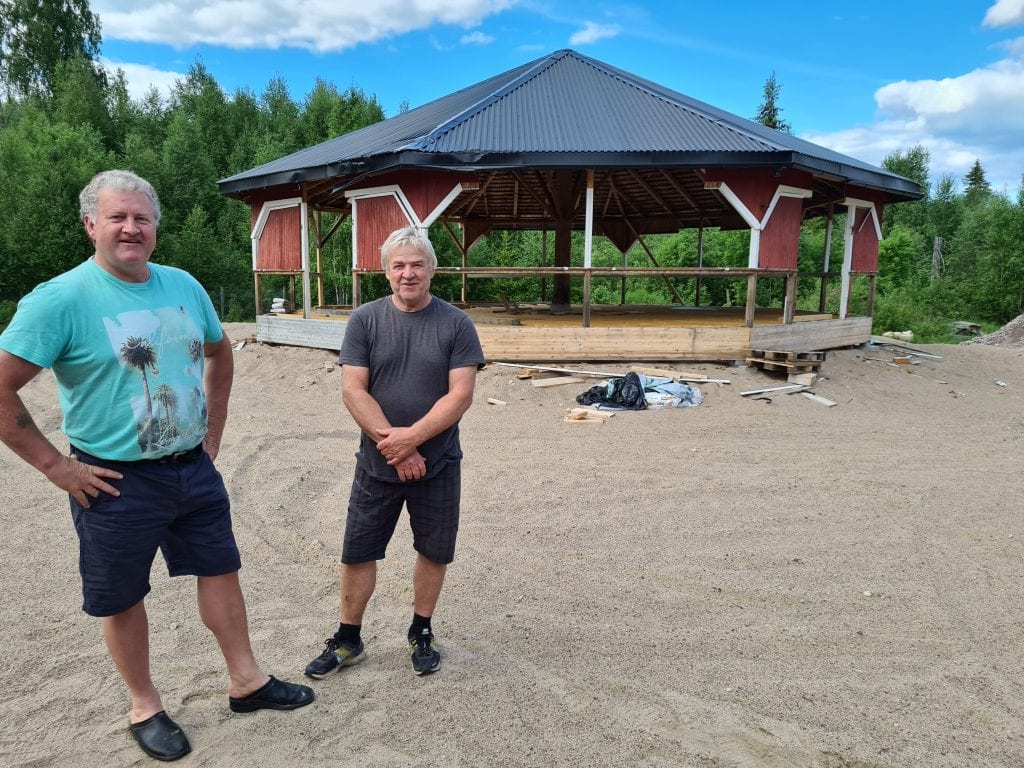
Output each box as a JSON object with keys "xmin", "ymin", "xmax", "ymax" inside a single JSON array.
[{"xmin": 47, "ymin": 456, "xmax": 123, "ymax": 508}]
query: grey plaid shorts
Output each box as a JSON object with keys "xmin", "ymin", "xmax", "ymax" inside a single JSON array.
[{"xmin": 342, "ymin": 461, "xmax": 461, "ymax": 565}]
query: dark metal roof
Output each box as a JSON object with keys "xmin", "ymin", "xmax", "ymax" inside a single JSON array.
[{"xmin": 219, "ymin": 48, "xmax": 921, "ymax": 203}]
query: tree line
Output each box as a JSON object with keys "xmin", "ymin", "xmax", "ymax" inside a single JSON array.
[{"xmin": 2, "ymin": 0, "xmax": 1022, "ymax": 342}]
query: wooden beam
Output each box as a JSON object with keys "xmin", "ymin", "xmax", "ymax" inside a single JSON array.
[
  {"xmin": 624, "ymin": 223, "xmax": 686, "ymax": 305},
  {"xmin": 783, "ymin": 273, "xmax": 797, "ymax": 324},
  {"xmin": 744, "ymin": 274, "xmax": 758, "ymax": 328},
  {"xmin": 659, "ymin": 169, "xmax": 701, "ymax": 210},
  {"xmin": 628, "ymin": 169, "xmax": 676, "ymax": 216}
]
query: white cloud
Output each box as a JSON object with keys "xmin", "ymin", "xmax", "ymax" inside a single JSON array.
[
  {"xmin": 102, "ymin": 59, "xmax": 184, "ymax": 101},
  {"xmin": 983, "ymin": 0, "xmax": 1024, "ymax": 27},
  {"xmin": 802, "ymin": 54, "xmax": 1024, "ymax": 195},
  {"xmin": 92, "ymin": 0, "xmax": 517, "ymax": 52},
  {"xmin": 461, "ymin": 31, "xmax": 494, "ymax": 45},
  {"xmin": 569, "ymin": 21, "xmax": 620, "ymax": 46}
]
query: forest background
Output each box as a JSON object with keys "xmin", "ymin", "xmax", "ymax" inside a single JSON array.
[{"xmin": 2, "ymin": 1, "xmax": 1022, "ymax": 342}]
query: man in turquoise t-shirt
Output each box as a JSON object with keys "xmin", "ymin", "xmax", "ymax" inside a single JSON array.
[{"xmin": 0, "ymin": 170, "xmax": 313, "ymax": 762}]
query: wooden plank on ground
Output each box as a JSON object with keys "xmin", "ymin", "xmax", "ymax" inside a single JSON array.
[
  {"xmin": 739, "ymin": 384, "xmax": 809, "ymax": 397},
  {"xmin": 495, "ymin": 362, "xmax": 619, "ymax": 377},
  {"xmin": 532, "ymin": 375, "xmax": 587, "ymax": 388},
  {"xmin": 801, "ymin": 392, "xmax": 837, "ymax": 407},
  {"xmin": 563, "ymin": 407, "xmax": 615, "ymax": 423},
  {"xmin": 628, "ymin": 364, "xmax": 707, "ymax": 380}
]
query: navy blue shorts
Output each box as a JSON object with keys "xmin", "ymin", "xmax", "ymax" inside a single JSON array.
[
  {"xmin": 69, "ymin": 445, "xmax": 241, "ymax": 617},
  {"xmin": 342, "ymin": 461, "xmax": 461, "ymax": 565}
]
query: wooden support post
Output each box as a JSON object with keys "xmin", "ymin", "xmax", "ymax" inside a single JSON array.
[
  {"xmin": 254, "ymin": 273, "xmax": 262, "ymax": 315},
  {"xmin": 819, "ymin": 206, "xmax": 833, "ymax": 313},
  {"xmin": 460, "ymin": 227, "xmax": 468, "ymax": 304},
  {"xmin": 352, "ymin": 272, "xmax": 361, "ymax": 308},
  {"xmin": 315, "ymin": 211, "xmax": 325, "ymax": 308},
  {"xmin": 620, "ymin": 248, "xmax": 627, "ymax": 305},
  {"xmin": 540, "ymin": 227, "xmax": 548, "ymax": 303},
  {"xmin": 744, "ymin": 273, "xmax": 758, "ymax": 327},
  {"xmin": 695, "ymin": 223, "xmax": 704, "ymax": 307},
  {"xmin": 866, "ymin": 273, "xmax": 877, "ymax": 317},
  {"xmin": 783, "ymin": 272, "xmax": 797, "ymax": 324},
  {"xmin": 583, "ymin": 270, "xmax": 592, "ymax": 328}
]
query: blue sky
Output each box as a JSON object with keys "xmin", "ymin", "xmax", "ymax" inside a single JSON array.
[{"xmin": 93, "ymin": 0, "xmax": 1024, "ymax": 194}]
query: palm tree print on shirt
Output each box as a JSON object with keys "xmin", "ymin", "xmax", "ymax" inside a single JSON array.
[
  {"xmin": 119, "ymin": 335, "xmax": 160, "ymax": 450},
  {"xmin": 153, "ymin": 384, "xmax": 180, "ymax": 444}
]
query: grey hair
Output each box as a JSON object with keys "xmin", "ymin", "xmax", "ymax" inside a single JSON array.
[
  {"xmin": 379, "ymin": 226, "xmax": 436, "ymax": 271},
  {"xmin": 80, "ymin": 170, "xmax": 161, "ymax": 226}
]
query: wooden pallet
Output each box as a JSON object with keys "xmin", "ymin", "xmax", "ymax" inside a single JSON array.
[{"xmin": 745, "ymin": 349, "xmax": 825, "ymax": 372}]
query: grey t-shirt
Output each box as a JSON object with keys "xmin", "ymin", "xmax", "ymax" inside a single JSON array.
[{"xmin": 339, "ymin": 295, "xmax": 485, "ymax": 481}]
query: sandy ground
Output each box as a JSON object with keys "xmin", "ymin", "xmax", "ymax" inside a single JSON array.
[{"xmin": 2, "ymin": 321, "xmax": 1023, "ymax": 768}]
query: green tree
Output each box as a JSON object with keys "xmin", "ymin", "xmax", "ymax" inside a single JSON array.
[
  {"xmin": 963, "ymin": 159, "xmax": 991, "ymax": 207},
  {"xmin": 0, "ymin": 0, "xmax": 103, "ymax": 98},
  {"xmin": 883, "ymin": 145, "xmax": 930, "ymax": 195},
  {"xmin": 0, "ymin": 110, "xmax": 112, "ymax": 298},
  {"xmin": 261, "ymin": 77, "xmax": 300, "ymax": 154},
  {"xmin": 50, "ymin": 54, "xmax": 113, "ymax": 146},
  {"xmin": 297, "ymin": 80, "xmax": 384, "ymax": 146},
  {"xmin": 754, "ymin": 72, "xmax": 791, "ymax": 133},
  {"xmin": 168, "ymin": 62, "xmax": 230, "ymax": 174},
  {"xmin": 882, "ymin": 145, "xmax": 930, "ymax": 236}
]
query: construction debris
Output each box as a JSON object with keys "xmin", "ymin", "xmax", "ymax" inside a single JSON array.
[
  {"xmin": 882, "ymin": 330, "xmax": 914, "ymax": 341},
  {"xmin": 625, "ymin": 364, "xmax": 729, "ymax": 384},
  {"xmin": 486, "ymin": 397, "xmax": 508, "ymax": 406},
  {"xmin": 746, "ymin": 349, "xmax": 824, "ymax": 373},
  {"xmin": 801, "ymin": 392, "xmax": 836, "ymax": 407},
  {"xmin": 496, "ymin": 361, "xmax": 730, "ymax": 384},
  {"xmin": 868, "ymin": 337, "xmax": 943, "ymax": 360},
  {"xmin": 531, "ymin": 375, "xmax": 587, "ymax": 388},
  {"xmin": 495, "ymin": 362, "xmax": 618, "ymax": 378},
  {"xmin": 787, "ymin": 372, "xmax": 817, "ymax": 387},
  {"xmin": 563, "ymin": 407, "xmax": 615, "ymax": 424},
  {"xmin": 739, "ymin": 384, "xmax": 809, "ymax": 397}
]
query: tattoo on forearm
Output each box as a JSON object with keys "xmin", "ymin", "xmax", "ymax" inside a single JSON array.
[{"xmin": 15, "ymin": 409, "xmax": 33, "ymax": 429}]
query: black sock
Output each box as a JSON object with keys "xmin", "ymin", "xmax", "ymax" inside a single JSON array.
[
  {"xmin": 335, "ymin": 622, "xmax": 361, "ymax": 644},
  {"xmin": 409, "ymin": 613, "xmax": 432, "ymax": 639}
]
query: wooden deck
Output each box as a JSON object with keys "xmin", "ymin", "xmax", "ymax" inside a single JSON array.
[{"xmin": 255, "ymin": 305, "xmax": 872, "ymax": 362}]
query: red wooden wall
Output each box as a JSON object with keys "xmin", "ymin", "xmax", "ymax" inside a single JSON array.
[
  {"xmin": 354, "ymin": 196, "xmax": 411, "ymax": 269},
  {"xmin": 255, "ymin": 206, "xmax": 302, "ymax": 271}
]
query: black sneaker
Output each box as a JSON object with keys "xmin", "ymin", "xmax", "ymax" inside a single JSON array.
[
  {"xmin": 409, "ymin": 628, "xmax": 441, "ymax": 675},
  {"xmin": 304, "ymin": 637, "xmax": 365, "ymax": 679}
]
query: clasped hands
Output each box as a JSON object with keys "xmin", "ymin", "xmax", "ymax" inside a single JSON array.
[{"xmin": 376, "ymin": 426, "xmax": 425, "ymax": 482}]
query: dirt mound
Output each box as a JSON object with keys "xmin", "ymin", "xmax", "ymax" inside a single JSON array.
[{"xmin": 964, "ymin": 313, "xmax": 1024, "ymax": 348}]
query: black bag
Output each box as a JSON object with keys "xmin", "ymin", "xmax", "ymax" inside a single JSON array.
[{"xmin": 575, "ymin": 372, "xmax": 647, "ymax": 410}]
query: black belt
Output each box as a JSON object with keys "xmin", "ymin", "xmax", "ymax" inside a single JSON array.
[
  {"xmin": 148, "ymin": 444, "xmax": 204, "ymax": 463},
  {"xmin": 71, "ymin": 443, "xmax": 204, "ymax": 464}
]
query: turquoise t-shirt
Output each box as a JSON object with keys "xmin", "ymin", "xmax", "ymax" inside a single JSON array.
[{"xmin": 0, "ymin": 259, "xmax": 223, "ymax": 460}]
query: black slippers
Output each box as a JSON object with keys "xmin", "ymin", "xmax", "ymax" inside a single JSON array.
[
  {"xmin": 228, "ymin": 676, "xmax": 315, "ymax": 713},
  {"xmin": 129, "ymin": 710, "xmax": 191, "ymax": 762},
  {"xmin": 127, "ymin": 677, "xmax": 313, "ymax": 760}
]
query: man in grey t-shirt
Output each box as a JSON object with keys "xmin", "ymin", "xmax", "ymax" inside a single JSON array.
[{"xmin": 305, "ymin": 226, "xmax": 484, "ymax": 679}]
